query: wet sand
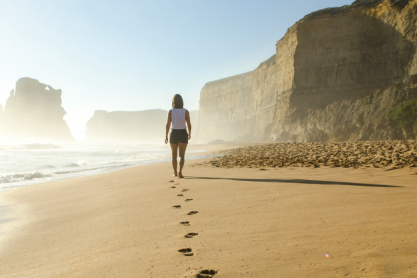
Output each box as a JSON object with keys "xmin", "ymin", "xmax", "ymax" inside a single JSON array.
[{"xmin": 0, "ymin": 151, "xmax": 416, "ymax": 277}]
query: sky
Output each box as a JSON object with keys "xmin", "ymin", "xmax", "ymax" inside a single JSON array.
[{"xmin": 0, "ymin": 0, "xmax": 353, "ymax": 139}]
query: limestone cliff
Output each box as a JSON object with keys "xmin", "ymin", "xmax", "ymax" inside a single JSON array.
[
  {"xmin": 86, "ymin": 109, "xmax": 198, "ymax": 143},
  {"xmin": 196, "ymin": 0, "xmax": 417, "ymax": 143},
  {"xmin": 196, "ymin": 71, "xmax": 254, "ymax": 142},
  {"xmin": 0, "ymin": 104, "xmax": 3, "ymax": 124},
  {"xmin": 1, "ymin": 78, "xmax": 74, "ymax": 141}
]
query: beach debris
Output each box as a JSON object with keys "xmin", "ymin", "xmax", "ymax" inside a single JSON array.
[
  {"xmin": 178, "ymin": 248, "xmax": 194, "ymax": 256},
  {"xmin": 196, "ymin": 269, "xmax": 217, "ymax": 278},
  {"xmin": 208, "ymin": 140, "xmax": 417, "ymax": 169},
  {"xmin": 185, "ymin": 233, "xmax": 199, "ymax": 238},
  {"xmin": 188, "ymin": 211, "xmax": 199, "ymax": 215}
]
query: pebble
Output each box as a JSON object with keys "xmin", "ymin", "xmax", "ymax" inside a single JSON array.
[{"xmin": 208, "ymin": 140, "xmax": 417, "ymax": 169}]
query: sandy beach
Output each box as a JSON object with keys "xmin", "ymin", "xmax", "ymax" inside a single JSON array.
[{"xmin": 1, "ymin": 146, "xmax": 417, "ymax": 277}]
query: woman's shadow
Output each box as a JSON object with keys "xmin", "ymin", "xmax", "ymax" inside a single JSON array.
[{"xmin": 185, "ymin": 176, "xmax": 400, "ymax": 188}]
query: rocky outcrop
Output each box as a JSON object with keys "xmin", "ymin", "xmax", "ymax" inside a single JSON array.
[
  {"xmin": 1, "ymin": 78, "xmax": 74, "ymax": 141},
  {"xmin": 196, "ymin": 0, "xmax": 417, "ymax": 143},
  {"xmin": 86, "ymin": 109, "xmax": 198, "ymax": 143},
  {"xmin": 208, "ymin": 140, "xmax": 417, "ymax": 169}
]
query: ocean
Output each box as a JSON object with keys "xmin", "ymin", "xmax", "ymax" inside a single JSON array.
[{"xmin": 0, "ymin": 138, "xmax": 209, "ymax": 192}]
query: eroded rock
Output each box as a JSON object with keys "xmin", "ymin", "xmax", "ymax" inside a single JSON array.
[{"xmin": 1, "ymin": 78, "xmax": 74, "ymax": 141}]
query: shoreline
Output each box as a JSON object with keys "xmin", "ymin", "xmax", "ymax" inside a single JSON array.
[
  {"xmin": 1, "ymin": 147, "xmax": 416, "ymax": 277},
  {"xmin": 0, "ymin": 143, "xmax": 233, "ymax": 194}
]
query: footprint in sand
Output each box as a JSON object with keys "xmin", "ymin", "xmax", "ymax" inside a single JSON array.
[
  {"xmin": 180, "ymin": 221, "xmax": 190, "ymax": 226},
  {"xmin": 171, "ymin": 186, "xmax": 176, "ymax": 189},
  {"xmin": 188, "ymin": 211, "xmax": 199, "ymax": 215},
  {"xmin": 182, "ymin": 189, "xmax": 189, "ymax": 192},
  {"xmin": 178, "ymin": 248, "xmax": 194, "ymax": 256},
  {"xmin": 185, "ymin": 233, "xmax": 198, "ymax": 238},
  {"xmin": 185, "ymin": 199, "xmax": 193, "ymax": 202},
  {"xmin": 196, "ymin": 270, "xmax": 218, "ymax": 278},
  {"xmin": 172, "ymin": 205, "xmax": 182, "ymax": 209},
  {"xmin": 177, "ymin": 194, "xmax": 184, "ymax": 197},
  {"xmin": 174, "ymin": 183, "xmax": 180, "ymax": 185},
  {"xmin": 169, "ymin": 180, "xmax": 174, "ymax": 182}
]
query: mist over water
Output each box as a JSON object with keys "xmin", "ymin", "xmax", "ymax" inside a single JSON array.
[{"xmin": 0, "ymin": 137, "xmax": 208, "ymax": 192}]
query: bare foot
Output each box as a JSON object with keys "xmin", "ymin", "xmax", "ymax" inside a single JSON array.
[
  {"xmin": 178, "ymin": 173, "xmax": 184, "ymax": 178},
  {"xmin": 172, "ymin": 173, "xmax": 178, "ymax": 177}
]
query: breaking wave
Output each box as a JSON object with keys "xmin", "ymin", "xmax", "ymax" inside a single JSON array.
[
  {"xmin": 0, "ymin": 141, "xmax": 213, "ymax": 192},
  {"xmin": 1, "ymin": 171, "xmax": 54, "ymax": 183}
]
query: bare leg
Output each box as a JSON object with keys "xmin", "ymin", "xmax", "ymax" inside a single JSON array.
[
  {"xmin": 170, "ymin": 143, "xmax": 178, "ymax": 176},
  {"xmin": 178, "ymin": 143, "xmax": 188, "ymax": 178}
]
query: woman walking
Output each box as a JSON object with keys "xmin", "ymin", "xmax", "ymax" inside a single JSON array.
[{"xmin": 165, "ymin": 94, "xmax": 191, "ymax": 178}]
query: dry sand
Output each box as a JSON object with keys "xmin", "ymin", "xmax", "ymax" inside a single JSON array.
[{"xmin": 0, "ymin": 149, "xmax": 417, "ymax": 277}]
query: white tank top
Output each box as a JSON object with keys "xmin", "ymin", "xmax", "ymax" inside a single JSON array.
[{"xmin": 171, "ymin": 108, "xmax": 187, "ymax": 129}]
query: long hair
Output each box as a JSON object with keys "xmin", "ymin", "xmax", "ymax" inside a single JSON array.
[{"xmin": 172, "ymin": 94, "xmax": 184, "ymax": 109}]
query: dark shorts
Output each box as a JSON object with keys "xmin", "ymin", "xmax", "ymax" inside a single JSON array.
[{"xmin": 170, "ymin": 129, "xmax": 188, "ymax": 144}]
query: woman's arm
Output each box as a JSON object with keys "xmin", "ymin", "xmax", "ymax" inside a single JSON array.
[
  {"xmin": 165, "ymin": 110, "xmax": 172, "ymax": 144},
  {"xmin": 185, "ymin": 110, "xmax": 192, "ymax": 140}
]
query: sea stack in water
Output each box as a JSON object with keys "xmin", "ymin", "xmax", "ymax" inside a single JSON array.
[
  {"xmin": 1, "ymin": 78, "xmax": 74, "ymax": 141},
  {"xmin": 195, "ymin": 0, "xmax": 417, "ymax": 143}
]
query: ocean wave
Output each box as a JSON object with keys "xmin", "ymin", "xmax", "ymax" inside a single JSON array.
[
  {"xmin": 1, "ymin": 143, "xmax": 63, "ymax": 150},
  {"xmin": 0, "ymin": 171, "xmax": 54, "ymax": 183},
  {"xmin": 66, "ymin": 161, "xmax": 88, "ymax": 167},
  {"xmin": 24, "ymin": 143, "xmax": 63, "ymax": 150}
]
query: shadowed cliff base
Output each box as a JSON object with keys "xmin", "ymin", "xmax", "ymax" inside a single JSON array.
[
  {"xmin": 195, "ymin": 0, "xmax": 417, "ymax": 143},
  {"xmin": 0, "ymin": 78, "xmax": 74, "ymax": 141}
]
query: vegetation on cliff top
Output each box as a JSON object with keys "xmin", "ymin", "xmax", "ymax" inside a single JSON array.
[
  {"xmin": 305, "ymin": 0, "xmax": 410, "ymax": 20},
  {"xmin": 389, "ymin": 99, "xmax": 417, "ymax": 132},
  {"xmin": 351, "ymin": 0, "xmax": 410, "ymax": 9}
]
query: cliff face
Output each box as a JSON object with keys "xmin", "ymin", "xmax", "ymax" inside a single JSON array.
[
  {"xmin": 196, "ymin": 72, "xmax": 254, "ymax": 142},
  {"xmin": 1, "ymin": 78, "xmax": 74, "ymax": 141},
  {"xmin": 196, "ymin": 0, "xmax": 417, "ymax": 143},
  {"xmin": 0, "ymin": 104, "xmax": 3, "ymax": 125},
  {"xmin": 86, "ymin": 109, "xmax": 198, "ymax": 143}
]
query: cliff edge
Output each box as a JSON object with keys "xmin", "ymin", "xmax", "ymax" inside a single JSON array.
[
  {"xmin": 195, "ymin": 0, "xmax": 417, "ymax": 143},
  {"xmin": 0, "ymin": 78, "xmax": 74, "ymax": 141}
]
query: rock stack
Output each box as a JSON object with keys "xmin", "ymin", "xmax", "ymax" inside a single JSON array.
[{"xmin": 1, "ymin": 78, "xmax": 74, "ymax": 141}]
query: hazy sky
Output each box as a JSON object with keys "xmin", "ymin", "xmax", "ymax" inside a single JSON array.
[{"xmin": 0, "ymin": 0, "xmax": 352, "ymax": 139}]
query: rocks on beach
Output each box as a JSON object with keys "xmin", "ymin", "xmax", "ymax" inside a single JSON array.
[{"xmin": 209, "ymin": 140, "xmax": 417, "ymax": 169}]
